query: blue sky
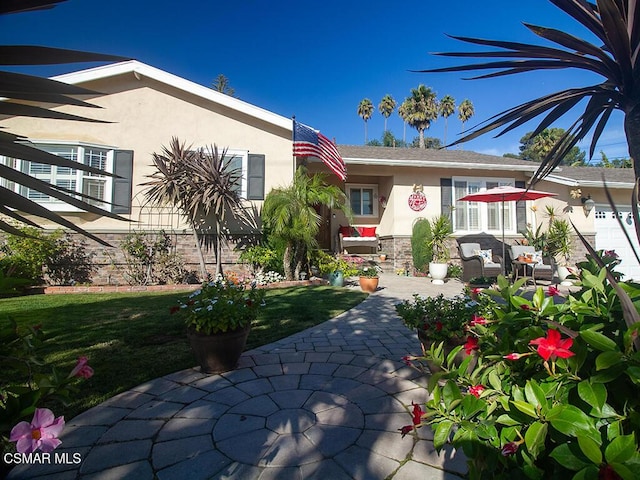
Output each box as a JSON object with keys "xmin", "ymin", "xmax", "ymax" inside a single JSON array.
[{"xmin": 2, "ymin": 0, "xmax": 630, "ymax": 160}]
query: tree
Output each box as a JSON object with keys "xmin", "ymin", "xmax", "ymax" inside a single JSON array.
[
  {"xmin": 439, "ymin": 95, "xmax": 456, "ymax": 147},
  {"xmin": 211, "ymin": 74, "xmax": 235, "ymax": 97},
  {"xmin": 411, "ymin": 137, "xmax": 442, "ymax": 149},
  {"xmin": 143, "ymin": 138, "xmax": 248, "ymax": 278},
  {"xmin": 0, "ymin": 1, "xmax": 127, "ymax": 245},
  {"xmin": 403, "ymin": 85, "xmax": 439, "ymax": 149},
  {"xmin": 262, "ymin": 167, "xmax": 349, "ymax": 280},
  {"xmin": 598, "ymin": 150, "xmax": 632, "ymax": 168},
  {"xmin": 398, "ymin": 100, "xmax": 411, "ymax": 144},
  {"xmin": 518, "ymin": 128, "xmax": 586, "ymax": 165},
  {"xmin": 457, "ymin": 99, "xmax": 475, "ymax": 148},
  {"xmin": 420, "ymin": 0, "xmax": 640, "ymax": 183},
  {"xmin": 366, "ymin": 131, "xmax": 407, "ymax": 147},
  {"xmin": 378, "ymin": 94, "xmax": 396, "ymax": 133},
  {"xmin": 357, "ymin": 98, "xmax": 374, "ymax": 144}
]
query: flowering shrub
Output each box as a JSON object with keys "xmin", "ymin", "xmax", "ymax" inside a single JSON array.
[
  {"xmin": 173, "ymin": 275, "xmax": 266, "ymax": 335},
  {"xmin": 357, "ymin": 264, "xmax": 380, "ymax": 278},
  {"xmin": 253, "ymin": 270, "xmax": 285, "ymax": 285},
  {"xmin": 400, "ymin": 267, "xmax": 640, "ymax": 479},
  {"xmin": 396, "ymin": 293, "xmax": 481, "ymax": 345},
  {"xmin": 1, "ymin": 319, "xmax": 93, "ymax": 457}
]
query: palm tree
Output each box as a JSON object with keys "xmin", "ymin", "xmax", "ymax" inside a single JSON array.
[
  {"xmin": 143, "ymin": 138, "xmax": 248, "ymax": 278},
  {"xmin": 439, "ymin": 95, "xmax": 456, "ymax": 147},
  {"xmin": 404, "ymin": 85, "xmax": 439, "ymax": 149},
  {"xmin": 263, "ymin": 167, "xmax": 349, "ymax": 280},
  {"xmin": 398, "ymin": 100, "xmax": 411, "ymax": 145},
  {"xmin": 211, "ymin": 73, "xmax": 236, "ymax": 97},
  {"xmin": 378, "ymin": 94, "xmax": 397, "ymax": 133},
  {"xmin": 420, "ymin": 0, "xmax": 639, "ymax": 182},
  {"xmin": 0, "ymin": 0, "xmax": 127, "ymax": 245},
  {"xmin": 457, "ymin": 99, "xmax": 475, "ymax": 148},
  {"xmin": 357, "ymin": 98, "xmax": 374, "ymax": 144}
]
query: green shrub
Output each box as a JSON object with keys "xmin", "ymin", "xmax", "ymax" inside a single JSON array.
[
  {"xmin": 121, "ymin": 231, "xmax": 190, "ymax": 285},
  {"xmin": 411, "ymin": 218, "xmax": 433, "ymax": 272},
  {"xmin": 1, "ymin": 227, "xmax": 61, "ymax": 283}
]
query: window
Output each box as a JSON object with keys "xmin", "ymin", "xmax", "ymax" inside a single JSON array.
[
  {"xmin": 2, "ymin": 143, "xmax": 115, "ymax": 211},
  {"xmin": 348, "ymin": 184, "xmax": 378, "ymax": 217},
  {"xmin": 452, "ymin": 177, "xmax": 515, "ymax": 233}
]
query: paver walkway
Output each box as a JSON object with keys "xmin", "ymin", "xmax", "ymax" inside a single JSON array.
[{"xmin": 9, "ymin": 276, "xmax": 472, "ymax": 480}]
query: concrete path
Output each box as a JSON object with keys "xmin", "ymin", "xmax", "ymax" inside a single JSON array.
[{"xmin": 8, "ymin": 275, "xmax": 474, "ymax": 480}]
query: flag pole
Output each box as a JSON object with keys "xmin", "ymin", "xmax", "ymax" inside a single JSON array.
[{"xmin": 291, "ymin": 115, "xmax": 297, "ymax": 179}]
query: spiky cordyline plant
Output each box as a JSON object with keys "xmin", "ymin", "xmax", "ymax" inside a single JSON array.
[{"xmin": 0, "ymin": 0, "xmax": 128, "ymax": 245}]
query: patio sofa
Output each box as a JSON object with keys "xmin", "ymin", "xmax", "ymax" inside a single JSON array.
[
  {"xmin": 458, "ymin": 242, "xmax": 504, "ymax": 282},
  {"xmin": 337, "ymin": 226, "xmax": 379, "ymax": 254}
]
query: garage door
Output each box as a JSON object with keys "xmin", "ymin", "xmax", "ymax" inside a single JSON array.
[{"xmin": 594, "ymin": 205, "xmax": 640, "ymax": 280}]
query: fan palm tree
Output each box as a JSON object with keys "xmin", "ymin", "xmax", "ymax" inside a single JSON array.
[
  {"xmin": 420, "ymin": 0, "xmax": 639, "ymax": 182},
  {"xmin": 457, "ymin": 99, "xmax": 475, "ymax": 148},
  {"xmin": 143, "ymin": 138, "xmax": 247, "ymax": 278},
  {"xmin": 211, "ymin": 73, "xmax": 236, "ymax": 97},
  {"xmin": 398, "ymin": 100, "xmax": 411, "ymax": 145},
  {"xmin": 263, "ymin": 167, "xmax": 349, "ymax": 280},
  {"xmin": 378, "ymin": 94, "xmax": 397, "ymax": 133},
  {"xmin": 0, "ymin": 0, "xmax": 127, "ymax": 245},
  {"xmin": 439, "ymin": 95, "xmax": 456, "ymax": 147},
  {"xmin": 403, "ymin": 85, "xmax": 439, "ymax": 149},
  {"xmin": 357, "ymin": 98, "xmax": 374, "ymax": 144}
]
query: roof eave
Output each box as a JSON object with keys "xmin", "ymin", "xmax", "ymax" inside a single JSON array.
[{"xmin": 344, "ymin": 157, "xmax": 539, "ymax": 172}]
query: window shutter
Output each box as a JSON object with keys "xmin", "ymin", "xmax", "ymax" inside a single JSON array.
[
  {"xmin": 247, "ymin": 154, "xmax": 265, "ymax": 200},
  {"xmin": 112, "ymin": 150, "xmax": 133, "ymax": 214},
  {"xmin": 440, "ymin": 178, "xmax": 453, "ymax": 222},
  {"xmin": 515, "ymin": 180, "xmax": 527, "ymax": 233}
]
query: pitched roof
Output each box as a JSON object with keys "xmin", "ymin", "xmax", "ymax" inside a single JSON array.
[
  {"xmin": 337, "ymin": 145, "xmax": 635, "ymax": 188},
  {"xmin": 52, "ymin": 60, "xmax": 293, "ymax": 131}
]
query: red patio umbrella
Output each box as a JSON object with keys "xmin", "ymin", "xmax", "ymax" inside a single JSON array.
[{"xmin": 458, "ymin": 185, "xmax": 557, "ymax": 274}]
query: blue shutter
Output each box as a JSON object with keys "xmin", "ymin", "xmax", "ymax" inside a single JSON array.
[
  {"xmin": 247, "ymin": 154, "xmax": 265, "ymax": 200},
  {"xmin": 112, "ymin": 150, "xmax": 133, "ymax": 214}
]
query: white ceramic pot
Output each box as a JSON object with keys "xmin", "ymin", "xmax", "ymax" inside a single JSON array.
[
  {"xmin": 557, "ymin": 265, "xmax": 573, "ymax": 286},
  {"xmin": 429, "ymin": 262, "xmax": 448, "ymax": 285}
]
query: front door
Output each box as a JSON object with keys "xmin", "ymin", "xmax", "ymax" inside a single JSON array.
[{"xmin": 314, "ymin": 204, "xmax": 331, "ymax": 250}]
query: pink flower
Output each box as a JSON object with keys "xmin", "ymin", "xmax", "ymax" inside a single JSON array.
[
  {"xmin": 68, "ymin": 356, "xmax": 94, "ymax": 379},
  {"xmin": 9, "ymin": 408, "xmax": 65, "ymax": 453},
  {"xmin": 529, "ymin": 329, "xmax": 575, "ymax": 361},
  {"xmin": 469, "ymin": 314, "xmax": 487, "ymax": 326},
  {"xmin": 464, "ymin": 336, "xmax": 479, "ymax": 355},
  {"xmin": 468, "ymin": 385, "xmax": 485, "ymax": 398},
  {"xmin": 604, "ymin": 250, "xmax": 618, "ymax": 259},
  {"xmin": 504, "ymin": 353, "xmax": 523, "ymax": 361},
  {"xmin": 547, "ymin": 285, "xmax": 561, "ymax": 297},
  {"xmin": 471, "ymin": 287, "xmax": 482, "ymax": 299},
  {"xmin": 501, "ymin": 441, "xmax": 520, "ymax": 456}
]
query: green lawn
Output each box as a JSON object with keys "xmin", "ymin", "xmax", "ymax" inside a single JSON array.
[{"xmin": 1, "ymin": 285, "xmax": 367, "ymax": 419}]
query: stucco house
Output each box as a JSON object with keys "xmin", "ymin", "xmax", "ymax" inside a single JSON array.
[{"xmin": 1, "ymin": 60, "xmax": 638, "ymax": 282}]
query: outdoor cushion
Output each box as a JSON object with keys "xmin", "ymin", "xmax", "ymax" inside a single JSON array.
[
  {"xmin": 339, "ymin": 225, "xmax": 359, "ymax": 237},
  {"xmin": 360, "ymin": 226, "xmax": 377, "ymax": 237},
  {"xmin": 460, "ymin": 243, "xmax": 482, "ymax": 258},
  {"xmin": 473, "ymin": 249, "xmax": 493, "ymax": 264}
]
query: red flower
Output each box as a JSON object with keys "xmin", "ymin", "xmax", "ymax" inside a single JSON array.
[
  {"xmin": 469, "ymin": 314, "xmax": 487, "ymax": 326},
  {"xmin": 471, "ymin": 287, "xmax": 482, "ymax": 299},
  {"xmin": 401, "ymin": 355, "xmax": 415, "ymax": 366},
  {"xmin": 529, "ymin": 329, "xmax": 575, "ymax": 361},
  {"xmin": 399, "ymin": 425, "xmax": 414, "ymax": 437},
  {"xmin": 464, "ymin": 336, "xmax": 479, "ymax": 355},
  {"xmin": 468, "ymin": 385, "xmax": 485, "ymax": 398},
  {"xmin": 435, "ymin": 321, "xmax": 443, "ymax": 332},
  {"xmin": 169, "ymin": 305, "xmax": 180, "ymax": 314},
  {"xmin": 547, "ymin": 285, "xmax": 561, "ymax": 297},
  {"xmin": 521, "ymin": 304, "xmax": 531, "ymax": 311},
  {"xmin": 411, "ymin": 402, "xmax": 424, "ymax": 426},
  {"xmin": 501, "ymin": 441, "xmax": 520, "ymax": 456},
  {"xmin": 598, "ymin": 464, "xmax": 623, "ymax": 480}
]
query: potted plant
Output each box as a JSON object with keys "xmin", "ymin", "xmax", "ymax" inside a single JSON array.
[
  {"xmin": 547, "ymin": 218, "xmax": 573, "ymax": 285},
  {"xmin": 396, "ymin": 293, "xmax": 481, "ymax": 372},
  {"xmin": 427, "ymin": 215, "xmax": 452, "ymax": 285},
  {"xmin": 313, "ymin": 251, "xmax": 360, "ymax": 287},
  {"xmin": 172, "ymin": 275, "xmax": 266, "ymax": 374},
  {"xmin": 357, "ymin": 263, "xmax": 380, "ymax": 292}
]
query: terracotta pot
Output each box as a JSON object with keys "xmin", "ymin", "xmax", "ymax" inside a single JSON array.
[
  {"xmin": 359, "ymin": 276, "xmax": 379, "ymax": 293},
  {"xmin": 187, "ymin": 324, "xmax": 251, "ymax": 374}
]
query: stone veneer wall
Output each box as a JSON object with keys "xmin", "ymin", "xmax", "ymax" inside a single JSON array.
[{"xmin": 48, "ymin": 231, "xmax": 258, "ymax": 285}]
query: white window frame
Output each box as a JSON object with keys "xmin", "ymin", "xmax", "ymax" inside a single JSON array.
[
  {"xmin": 194, "ymin": 147, "xmax": 249, "ymax": 199},
  {"xmin": 0, "ymin": 141, "xmax": 115, "ymax": 212},
  {"xmin": 347, "ymin": 183, "xmax": 379, "ymax": 218},
  {"xmin": 452, "ymin": 176, "xmax": 515, "ymax": 234}
]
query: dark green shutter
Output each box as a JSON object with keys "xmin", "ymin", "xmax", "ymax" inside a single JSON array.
[
  {"xmin": 247, "ymin": 154, "xmax": 265, "ymax": 200},
  {"xmin": 515, "ymin": 180, "xmax": 527, "ymax": 233},
  {"xmin": 440, "ymin": 178, "xmax": 453, "ymax": 222},
  {"xmin": 112, "ymin": 150, "xmax": 133, "ymax": 214}
]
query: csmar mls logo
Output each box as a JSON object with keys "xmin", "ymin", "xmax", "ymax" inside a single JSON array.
[{"xmin": 3, "ymin": 452, "xmax": 82, "ymax": 465}]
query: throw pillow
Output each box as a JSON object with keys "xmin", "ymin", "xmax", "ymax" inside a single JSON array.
[
  {"xmin": 473, "ymin": 249, "xmax": 493, "ymax": 264},
  {"xmin": 361, "ymin": 226, "xmax": 377, "ymax": 237},
  {"xmin": 533, "ymin": 251, "xmax": 544, "ymax": 265}
]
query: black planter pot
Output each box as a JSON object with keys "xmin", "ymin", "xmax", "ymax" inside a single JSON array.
[{"xmin": 187, "ymin": 324, "xmax": 251, "ymax": 374}]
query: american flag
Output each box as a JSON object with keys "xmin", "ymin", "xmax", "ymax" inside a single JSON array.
[{"xmin": 293, "ymin": 120, "xmax": 346, "ymax": 181}]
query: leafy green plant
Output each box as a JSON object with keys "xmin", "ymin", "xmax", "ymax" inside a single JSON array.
[
  {"xmin": 1, "ymin": 227, "xmax": 61, "ymax": 283},
  {"xmin": 411, "ymin": 218, "xmax": 433, "ymax": 272},
  {"xmin": 428, "ymin": 215, "xmax": 452, "ymax": 263},
  {"xmin": 518, "ymin": 224, "xmax": 548, "ymax": 256},
  {"xmin": 239, "ymin": 245, "xmax": 280, "ymax": 274},
  {"xmin": 121, "ymin": 231, "xmax": 189, "ymax": 285},
  {"xmin": 45, "ymin": 234, "xmax": 96, "ymax": 285},
  {"xmin": 547, "ymin": 218, "xmax": 573, "ymax": 266},
  {"xmin": 173, "ymin": 275, "xmax": 266, "ymax": 335},
  {"xmin": 357, "ymin": 264, "xmax": 379, "ymax": 278},
  {"xmin": 401, "ymin": 262, "xmax": 640, "ymax": 480}
]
